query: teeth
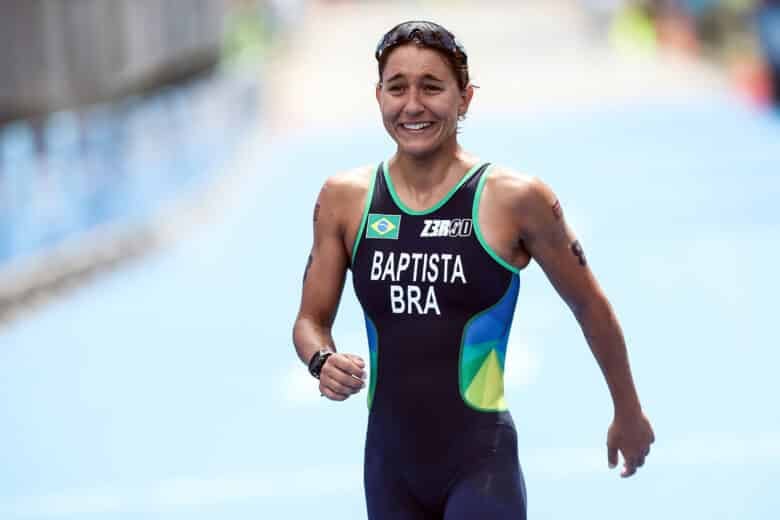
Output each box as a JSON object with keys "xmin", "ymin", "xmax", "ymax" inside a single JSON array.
[{"xmin": 403, "ymin": 122, "xmax": 432, "ymax": 130}]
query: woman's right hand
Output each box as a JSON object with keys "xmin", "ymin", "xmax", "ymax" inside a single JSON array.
[{"xmin": 319, "ymin": 353, "xmax": 366, "ymax": 401}]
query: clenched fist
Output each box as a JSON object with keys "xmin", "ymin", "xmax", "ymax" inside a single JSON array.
[{"xmin": 320, "ymin": 353, "xmax": 367, "ymax": 401}]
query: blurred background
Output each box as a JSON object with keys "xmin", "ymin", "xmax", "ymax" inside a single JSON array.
[{"xmin": 1, "ymin": 0, "xmax": 779, "ymax": 518}]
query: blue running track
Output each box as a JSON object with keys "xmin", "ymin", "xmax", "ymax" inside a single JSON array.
[{"xmin": 1, "ymin": 93, "xmax": 779, "ymax": 519}]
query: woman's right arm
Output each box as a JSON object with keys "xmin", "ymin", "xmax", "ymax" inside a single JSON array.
[{"xmin": 292, "ymin": 177, "xmax": 366, "ymax": 401}]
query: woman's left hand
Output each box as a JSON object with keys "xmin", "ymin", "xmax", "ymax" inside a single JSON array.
[{"xmin": 607, "ymin": 412, "xmax": 655, "ymax": 478}]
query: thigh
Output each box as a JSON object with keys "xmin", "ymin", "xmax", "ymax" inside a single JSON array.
[
  {"xmin": 443, "ymin": 433, "xmax": 527, "ymax": 520},
  {"xmin": 365, "ymin": 448, "xmax": 436, "ymax": 520}
]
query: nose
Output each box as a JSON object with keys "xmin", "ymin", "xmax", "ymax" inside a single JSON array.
[{"xmin": 403, "ymin": 87, "xmax": 424, "ymax": 116}]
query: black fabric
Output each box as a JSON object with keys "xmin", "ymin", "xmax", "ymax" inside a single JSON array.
[
  {"xmin": 351, "ymin": 162, "xmax": 526, "ymax": 519},
  {"xmin": 365, "ymin": 424, "xmax": 526, "ymax": 520}
]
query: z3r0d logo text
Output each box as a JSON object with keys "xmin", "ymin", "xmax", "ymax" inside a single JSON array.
[{"xmin": 420, "ymin": 219, "xmax": 472, "ymax": 238}]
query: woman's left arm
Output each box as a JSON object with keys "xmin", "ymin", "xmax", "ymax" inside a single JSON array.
[{"xmin": 514, "ymin": 176, "xmax": 655, "ymax": 478}]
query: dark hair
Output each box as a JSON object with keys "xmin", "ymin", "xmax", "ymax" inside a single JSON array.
[{"xmin": 375, "ymin": 21, "xmax": 470, "ymax": 90}]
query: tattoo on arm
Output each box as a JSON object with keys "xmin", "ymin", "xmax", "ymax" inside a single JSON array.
[
  {"xmin": 303, "ymin": 253, "xmax": 313, "ymax": 283},
  {"xmin": 305, "ymin": 201, "xmax": 320, "ymax": 283},
  {"xmin": 552, "ymin": 200, "xmax": 563, "ymax": 221},
  {"xmin": 571, "ymin": 240, "xmax": 587, "ymax": 266}
]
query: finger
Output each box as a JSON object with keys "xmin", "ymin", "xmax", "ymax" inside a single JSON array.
[
  {"xmin": 329, "ymin": 355, "xmax": 366, "ymax": 380},
  {"xmin": 324, "ymin": 361, "xmax": 366, "ymax": 389},
  {"xmin": 346, "ymin": 354, "xmax": 366, "ymax": 379},
  {"xmin": 325, "ymin": 369, "xmax": 365, "ymax": 392},
  {"xmin": 344, "ymin": 354, "xmax": 366, "ymax": 369},
  {"xmin": 320, "ymin": 385, "xmax": 348, "ymax": 401},
  {"xmin": 621, "ymin": 460, "xmax": 638, "ymax": 478},
  {"xmin": 322, "ymin": 377, "xmax": 356, "ymax": 396},
  {"xmin": 607, "ymin": 444, "xmax": 618, "ymax": 469},
  {"xmin": 621, "ymin": 452, "xmax": 646, "ymax": 475}
]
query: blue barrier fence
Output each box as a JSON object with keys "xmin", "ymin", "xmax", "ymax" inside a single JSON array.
[
  {"xmin": 758, "ymin": 6, "xmax": 780, "ymax": 67},
  {"xmin": 0, "ymin": 70, "xmax": 258, "ymax": 268}
]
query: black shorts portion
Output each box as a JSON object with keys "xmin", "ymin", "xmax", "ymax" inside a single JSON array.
[{"xmin": 364, "ymin": 423, "xmax": 527, "ymax": 520}]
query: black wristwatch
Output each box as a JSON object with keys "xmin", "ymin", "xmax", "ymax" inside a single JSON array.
[{"xmin": 308, "ymin": 349, "xmax": 334, "ymax": 379}]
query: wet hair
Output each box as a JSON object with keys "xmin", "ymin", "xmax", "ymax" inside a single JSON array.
[{"xmin": 375, "ymin": 20, "xmax": 470, "ymax": 90}]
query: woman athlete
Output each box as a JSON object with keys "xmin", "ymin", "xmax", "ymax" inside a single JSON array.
[{"xmin": 293, "ymin": 20, "xmax": 655, "ymax": 519}]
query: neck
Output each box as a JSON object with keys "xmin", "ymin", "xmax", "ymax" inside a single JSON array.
[{"xmin": 390, "ymin": 140, "xmax": 474, "ymax": 195}]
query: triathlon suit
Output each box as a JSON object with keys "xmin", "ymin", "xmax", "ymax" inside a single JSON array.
[{"xmin": 351, "ymin": 161, "xmax": 527, "ymax": 519}]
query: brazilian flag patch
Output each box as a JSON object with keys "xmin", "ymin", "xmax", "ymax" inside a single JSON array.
[{"xmin": 366, "ymin": 213, "xmax": 401, "ymax": 239}]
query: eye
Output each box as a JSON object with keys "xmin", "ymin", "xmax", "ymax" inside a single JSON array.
[
  {"xmin": 424, "ymin": 84, "xmax": 443, "ymax": 93},
  {"xmin": 387, "ymin": 84, "xmax": 405, "ymax": 94}
]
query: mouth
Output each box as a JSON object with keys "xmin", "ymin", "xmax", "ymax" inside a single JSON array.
[{"xmin": 398, "ymin": 121, "xmax": 436, "ymax": 134}]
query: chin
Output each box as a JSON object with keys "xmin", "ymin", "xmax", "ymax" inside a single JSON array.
[
  {"xmin": 394, "ymin": 134, "xmax": 443, "ymax": 158},
  {"xmin": 393, "ymin": 127, "xmax": 456, "ymax": 159},
  {"xmin": 398, "ymin": 142, "xmax": 440, "ymax": 159}
]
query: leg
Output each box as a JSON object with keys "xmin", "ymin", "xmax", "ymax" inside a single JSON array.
[
  {"xmin": 443, "ymin": 428, "xmax": 527, "ymax": 520},
  {"xmin": 365, "ymin": 447, "xmax": 435, "ymax": 520}
]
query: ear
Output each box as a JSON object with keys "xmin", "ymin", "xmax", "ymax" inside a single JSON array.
[
  {"xmin": 459, "ymin": 84, "xmax": 474, "ymax": 118},
  {"xmin": 376, "ymin": 83, "xmax": 382, "ymax": 104}
]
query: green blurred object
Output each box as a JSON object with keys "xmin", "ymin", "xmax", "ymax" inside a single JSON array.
[
  {"xmin": 222, "ymin": 2, "xmax": 270, "ymax": 67},
  {"xmin": 609, "ymin": 4, "xmax": 658, "ymax": 56}
]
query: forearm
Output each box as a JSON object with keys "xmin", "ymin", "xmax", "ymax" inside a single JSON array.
[
  {"xmin": 292, "ymin": 315, "xmax": 337, "ymax": 367},
  {"xmin": 573, "ymin": 298, "xmax": 642, "ymax": 418}
]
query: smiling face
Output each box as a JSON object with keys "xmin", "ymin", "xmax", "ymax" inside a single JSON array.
[{"xmin": 376, "ymin": 44, "xmax": 473, "ymax": 159}]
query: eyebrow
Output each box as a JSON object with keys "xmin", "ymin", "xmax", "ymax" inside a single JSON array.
[{"xmin": 385, "ymin": 73, "xmax": 445, "ymax": 83}]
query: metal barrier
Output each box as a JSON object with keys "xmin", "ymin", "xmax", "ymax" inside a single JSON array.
[
  {"xmin": 0, "ymin": 70, "xmax": 260, "ymax": 312},
  {"xmin": 0, "ymin": 0, "xmax": 226, "ymax": 121}
]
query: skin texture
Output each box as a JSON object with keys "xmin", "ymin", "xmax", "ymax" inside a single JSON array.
[{"xmin": 292, "ymin": 43, "xmax": 654, "ymax": 478}]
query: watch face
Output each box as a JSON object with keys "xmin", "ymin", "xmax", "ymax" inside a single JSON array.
[
  {"xmin": 310, "ymin": 350, "xmax": 331, "ymax": 378},
  {"xmin": 309, "ymin": 349, "xmax": 333, "ymax": 379},
  {"xmin": 317, "ymin": 351, "xmax": 331, "ymax": 369}
]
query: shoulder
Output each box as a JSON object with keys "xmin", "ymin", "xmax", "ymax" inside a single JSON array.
[
  {"xmin": 317, "ymin": 165, "xmax": 376, "ymax": 233},
  {"xmin": 482, "ymin": 164, "xmax": 556, "ymax": 213},
  {"xmin": 320, "ymin": 164, "xmax": 375, "ymax": 205}
]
